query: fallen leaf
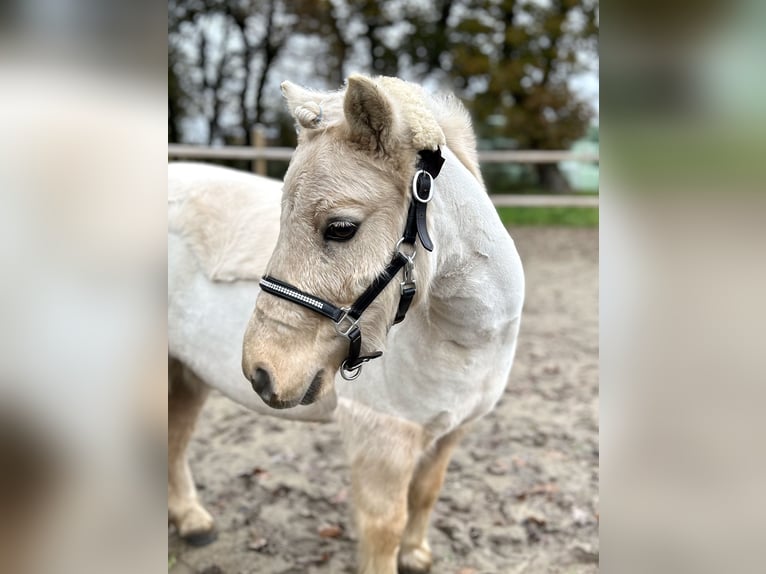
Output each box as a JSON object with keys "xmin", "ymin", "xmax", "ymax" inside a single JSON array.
[
  {"xmin": 511, "ymin": 455, "xmax": 527, "ymax": 467},
  {"xmin": 543, "ymin": 363, "xmax": 560, "ymax": 375},
  {"xmin": 487, "ymin": 459, "xmax": 510, "ymax": 475},
  {"xmin": 516, "ymin": 482, "xmax": 559, "ymax": 500},
  {"xmin": 272, "ymin": 484, "xmax": 290, "ymax": 497},
  {"xmin": 318, "ymin": 524, "xmax": 344, "ymax": 538},
  {"xmin": 296, "ymin": 551, "xmax": 333, "ymax": 566},
  {"xmin": 524, "ymin": 514, "xmax": 547, "ymax": 526},
  {"xmin": 248, "ymin": 537, "xmax": 268, "ymax": 551}
]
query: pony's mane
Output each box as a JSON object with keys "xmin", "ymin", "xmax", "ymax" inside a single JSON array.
[
  {"xmin": 425, "ymin": 91, "xmax": 483, "ymax": 184},
  {"xmin": 289, "ymin": 76, "xmax": 483, "ymax": 184}
]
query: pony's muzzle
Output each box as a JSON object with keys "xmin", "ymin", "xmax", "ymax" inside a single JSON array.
[{"xmin": 245, "ymin": 364, "xmax": 325, "ymax": 409}]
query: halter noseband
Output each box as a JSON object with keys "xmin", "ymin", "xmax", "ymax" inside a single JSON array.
[{"xmin": 259, "ymin": 149, "xmax": 445, "ymax": 381}]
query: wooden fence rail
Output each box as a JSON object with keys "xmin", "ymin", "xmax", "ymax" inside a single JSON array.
[
  {"xmin": 167, "ymin": 144, "xmax": 599, "ymax": 208},
  {"xmin": 167, "ymin": 144, "xmax": 598, "ymax": 164}
]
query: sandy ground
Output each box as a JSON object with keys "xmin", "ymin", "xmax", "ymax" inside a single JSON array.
[{"xmin": 169, "ymin": 226, "xmax": 599, "ymax": 574}]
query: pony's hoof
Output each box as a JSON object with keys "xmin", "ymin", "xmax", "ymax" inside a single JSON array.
[
  {"xmin": 182, "ymin": 528, "xmax": 218, "ymax": 547},
  {"xmin": 171, "ymin": 503, "xmax": 216, "ymax": 546},
  {"xmin": 398, "ymin": 543, "xmax": 432, "ymax": 574}
]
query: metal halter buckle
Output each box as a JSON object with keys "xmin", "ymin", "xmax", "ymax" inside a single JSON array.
[
  {"xmin": 340, "ymin": 360, "xmax": 362, "ymax": 380},
  {"xmin": 412, "ymin": 170, "xmax": 434, "ymax": 203},
  {"xmin": 400, "ymin": 262, "xmax": 416, "ymax": 294},
  {"xmin": 334, "ymin": 308, "xmax": 360, "ymax": 338}
]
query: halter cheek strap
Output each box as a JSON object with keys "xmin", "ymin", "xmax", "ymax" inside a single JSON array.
[{"xmin": 259, "ymin": 148, "xmax": 444, "ymax": 380}]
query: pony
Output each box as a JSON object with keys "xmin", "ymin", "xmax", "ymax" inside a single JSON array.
[{"xmin": 168, "ymin": 74, "xmax": 524, "ymax": 574}]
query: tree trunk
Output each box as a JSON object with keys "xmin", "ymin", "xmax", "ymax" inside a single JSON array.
[
  {"xmin": 536, "ymin": 163, "xmax": 572, "ymax": 194},
  {"xmin": 229, "ymin": 10, "xmax": 253, "ymax": 146},
  {"xmin": 239, "ymin": 52, "xmax": 252, "ymax": 146},
  {"xmin": 253, "ymin": 0, "xmax": 280, "ymax": 125},
  {"xmin": 168, "ymin": 96, "xmax": 181, "ymax": 143}
]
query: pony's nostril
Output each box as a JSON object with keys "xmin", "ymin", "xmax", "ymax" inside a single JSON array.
[{"xmin": 250, "ymin": 367, "xmax": 274, "ymax": 401}]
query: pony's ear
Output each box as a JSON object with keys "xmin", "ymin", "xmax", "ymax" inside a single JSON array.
[
  {"xmin": 343, "ymin": 75, "xmax": 394, "ymax": 152},
  {"xmin": 281, "ymin": 81, "xmax": 325, "ymax": 129}
]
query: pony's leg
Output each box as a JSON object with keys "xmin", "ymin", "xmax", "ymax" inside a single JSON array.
[
  {"xmin": 340, "ymin": 407, "xmax": 423, "ymax": 574},
  {"xmin": 167, "ymin": 357, "xmax": 216, "ymax": 546},
  {"xmin": 398, "ymin": 426, "xmax": 466, "ymax": 574}
]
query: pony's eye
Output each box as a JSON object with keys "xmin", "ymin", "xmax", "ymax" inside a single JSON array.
[{"xmin": 324, "ymin": 220, "xmax": 359, "ymax": 242}]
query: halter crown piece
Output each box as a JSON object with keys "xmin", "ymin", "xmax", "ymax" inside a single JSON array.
[{"xmin": 259, "ymin": 148, "xmax": 445, "ymax": 380}]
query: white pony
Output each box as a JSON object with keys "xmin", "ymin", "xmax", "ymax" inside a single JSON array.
[{"xmin": 168, "ymin": 74, "xmax": 524, "ymax": 574}]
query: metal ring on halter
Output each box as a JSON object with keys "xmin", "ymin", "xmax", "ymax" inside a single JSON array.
[
  {"xmin": 411, "ymin": 170, "xmax": 434, "ymax": 203},
  {"xmin": 340, "ymin": 361, "xmax": 362, "ymax": 380},
  {"xmin": 395, "ymin": 237, "xmax": 416, "ymax": 263}
]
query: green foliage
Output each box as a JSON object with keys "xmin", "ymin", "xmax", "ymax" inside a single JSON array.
[{"xmin": 402, "ymin": 0, "xmax": 598, "ymax": 151}]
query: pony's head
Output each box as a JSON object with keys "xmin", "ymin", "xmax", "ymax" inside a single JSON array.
[{"xmin": 241, "ymin": 75, "xmax": 445, "ymax": 409}]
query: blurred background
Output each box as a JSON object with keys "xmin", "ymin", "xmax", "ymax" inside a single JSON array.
[
  {"xmin": 167, "ymin": 0, "xmax": 600, "ymax": 227},
  {"xmin": 1, "ymin": 0, "xmax": 765, "ymax": 571}
]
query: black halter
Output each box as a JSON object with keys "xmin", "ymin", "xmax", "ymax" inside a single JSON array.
[{"xmin": 259, "ymin": 149, "xmax": 445, "ymax": 380}]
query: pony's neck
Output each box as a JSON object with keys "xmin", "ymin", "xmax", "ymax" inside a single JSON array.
[{"xmin": 423, "ymin": 146, "xmax": 522, "ymax": 336}]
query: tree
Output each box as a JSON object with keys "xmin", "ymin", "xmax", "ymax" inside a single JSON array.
[
  {"xmin": 168, "ymin": 0, "xmax": 293, "ymax": 145},
  {"xmin": 404, "ymin": 0, "xmax": 599, "ymax": 192}
]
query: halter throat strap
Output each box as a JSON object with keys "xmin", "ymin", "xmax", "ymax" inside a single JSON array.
[{"xmin": 259, "ymin": 148, "xmax": 443, "ymax": 380}]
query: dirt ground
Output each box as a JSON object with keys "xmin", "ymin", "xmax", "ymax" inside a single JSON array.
[{"xmin": 169, "ymin": 226, "xmax": 599, "ymax": 574}]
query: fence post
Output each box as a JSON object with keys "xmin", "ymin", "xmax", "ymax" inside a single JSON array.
[{"xmin": 252, "ymin": 126, "xmax": 267, "ymax": 175}]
